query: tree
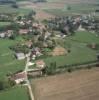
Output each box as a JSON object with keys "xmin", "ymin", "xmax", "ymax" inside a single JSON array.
[
  {"xmin": 45, "ymin": 62, "xmax": 57, "ymax": 75},
  {"xmin": 0, "ymin": 81, "xmax": 4, "ymax": 91},
  {"xmin": 67, "ymin": 6, "xmax": 71, "ymax": 10}
]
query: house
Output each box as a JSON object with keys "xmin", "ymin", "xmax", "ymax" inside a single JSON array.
[
  {"xmin": 17, "ymin": 21, "xmax": 25, "ymax": 26},
  {"xmin": 31, "ymin": 47, "xmax": 42, "ymax": 60},
  {"xmin": 32, "ymin": 22, "xmax": 39, "ymax": 28},
  {"xmin": 44, "ymin": 31, "xmax": 52, "ymax": 40},
  {"xmin": 19, "ymin": 29, "xmax": 29, "ymax": 35},
  {"xmin": 6, "ymin": 30, "xmax": 13, "ymax": 37},
  {"xmin": 51, "ymin": 46, "xmax": 68, "ymax": 56},
  {"xmin": 15, "ymin": 53, "xmax": 25, "ymax": 60},
  {"xmin": 78, "ymin": 25, "xmax": 85, "ymax": 31},
  {"xmin": 11, "ymin": 72, "xmax": 27, "ymax": 84},
  {"xmin": 25, "ymin": 40, "xmax": 33, "ymax": 48},
  {"xmin": 35, "ymin": 60, "xmax": 45, "ymax": 69},
  {"xmin": 0, "ymin": 32, "xmax": 6, "ymax": 38}
]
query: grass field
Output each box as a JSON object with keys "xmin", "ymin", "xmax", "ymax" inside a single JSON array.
[
  {"xmin": 43, "ymin": 31, "xmax": 99, "ymax": 67},
  {"xmin": 0, "ymin": 5, "xmax": 32, "ymax": 15},
  {"xmin": 0, "ymin": 86, "xmax": 29, "ymax": 100},
  {"xmin": 0, "ymin": 22, "xmax": 11, "ymax": 27},
  {"xmin": 0, "ymin": 38, "xmax": 25, "ymax": 80},
  {"xmin": 31, "ymin": 68, "xmax": 99, "ymax": 100},
  {"xmin": 44, "ymin": 4, "xmax": 99, "ymax": 16}
]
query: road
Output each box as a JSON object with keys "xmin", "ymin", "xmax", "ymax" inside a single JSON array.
[{"xmin": 24, "ymin": 55, "xmax": 35, "ymax": 100}]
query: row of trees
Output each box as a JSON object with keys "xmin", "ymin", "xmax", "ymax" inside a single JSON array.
[
  {"xmin": 10, "ymin": 44, "xmax": 30, "ymax": 54},
  {"xmin": 43, "ymin": 60, "xmax": 99, "ymax": 75}
]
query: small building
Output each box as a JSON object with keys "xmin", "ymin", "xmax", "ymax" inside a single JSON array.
[
  {"xmin": 0, "ymin": 32, "xmax": 6, "ymax": 38},
  {"xmin": 6, "ymin": 30, "xmax": 13, "ymax": 37},
  {"xmin": 35, "ymin": 60, "xmax": 45, "ymax": 69},
  {"xmin": 19, "ymin": 29, "xmax": 29, "ymax": 35},
  {"xmin": 11, "ymin": 72, "xmax": 27, "ymax": 84},
  {"xmin": 15, "ymin": 53, "xmax": 25, "ymax": 60},
  {"xmin": 30, "ymin": 47, "xmax": 42, "ymax": 60},
  {"xmin": 25, "ymin": 40, "xmax": 33, "ymax": 48},
  {"xmin": 44, "ymin": 31, "xmax": 52, "ymax": 40},
  {"xmin": 78, "ymin": 25, "xmax": 85, "ymax": 31},
  {"xmin": 17, "ymin": 21, "xmax": 25, "ymax": 26}
]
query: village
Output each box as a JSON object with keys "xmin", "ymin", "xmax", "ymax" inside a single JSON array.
[
  {"xmin": 0, "ymin": 11, "xmax": 99, "ymax": 84},
  {"xmin": 0, "ymin": 0, "xmax": 99, "ymax": 100}
]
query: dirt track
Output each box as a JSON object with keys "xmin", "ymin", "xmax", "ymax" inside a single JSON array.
[{"xmin": 31, "ymin": 68, "xmax": 99, "ymax": 100}]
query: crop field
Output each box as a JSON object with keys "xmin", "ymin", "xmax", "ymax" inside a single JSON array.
[
  {"xmin": 0, "ymin": 38, "xmax": 25, "ymax": 80},
  {"xmin": 0, "ymin": 86, "xmax": 29, "ymax": 100},
  {"xmin": 42, "ymin": 31, "xmax": 98, "ymax": 67},
  {"xmin": 31, "ymin": 68, "xmax": 99, "ymax": 100}
]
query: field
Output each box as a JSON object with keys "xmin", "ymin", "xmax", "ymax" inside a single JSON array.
[
  {"xmin": 0, "ymin": 86, "xmax": 29, "ymax": 100},
  {"xmin": 0, "ymin": 22, "xmax": 11, "ymax": 27},
  {"xmin": 31, "ymin": 68, "xmax": 99, "ymax": 100},
  {"xmin": 19, "ymin": 0, "xmax": 99, "ymax": 20},
  {"xmin": 0, "ymin": 38, "xmax": 25, "ymax": 80},
  {"xmin": 44, "ymin": 4, "xmax": 99, "ymax": 16},
  {"xmin": 43, "ymin": 31, "xmax": 98, "ymax": 67},
  {"xmin": 0, "ymin": 5, "xmax": 32, "ymax": 15}
]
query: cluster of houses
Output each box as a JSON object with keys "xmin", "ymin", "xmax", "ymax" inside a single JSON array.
[
  {"xmin": 11, "ymin": 59, "xmax": 45, "ymax": 84},
  {"xmin": 46, "ymin": 15, "xmax": 99, "ymax": 36},
  {"xmin": 0, "ymin": 30, "xmax": 13, "ymax": 38},
  {"xmin": 1, "ymin": 13, "xmax": 98, "ymax": 84}
]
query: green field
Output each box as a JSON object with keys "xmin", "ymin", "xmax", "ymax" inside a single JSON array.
[
  {"xmin": 0, "ymin": 86, "xmax": 29, "ymax": 100},
  {"xmin": 0, "ymin": 38, "xmax": 25, "ymax": 80},
  {"xmin": 0, "ymin": 5, "xmax": 32, "ymax": 15},
  {"xmin": 0, "ymin": 22, "xmax": 11, "ymax": 27},
  {"xmin": 44, "ymin": 4, "xmax": 99, "ymax": 16},
  {"xmin": 43, "ymin": 31, "xmax": 99, "ymax": 67}
]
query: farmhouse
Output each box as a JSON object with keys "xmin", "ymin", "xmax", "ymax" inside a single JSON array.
[
  {"xmin": 51, "ymin": 46, "xmax": 68, "ymax": 56},
  {"xmin": 15, "ymin": 53, "xmax": 25, "ymax": 60},
  {"xmin": 35, "ymin": 60, "xmax": 45, "ymax": 69},
  {"xmin": 11, "ymin": 72, "xmax": 27, "ymax": 84}
]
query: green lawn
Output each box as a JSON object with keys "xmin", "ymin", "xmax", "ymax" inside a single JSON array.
[
  {"xmin": 0, "ymin": 86, "xmax": 29, "ymax": 100},
  {"xmin": 70, "ymin": 31, "xmax": 99, "ymax": 44},
  {"xmin": 43, "ymin": 31, "xmax": 99, "ymax": 67},
  {"xmin": 0, "ymin": 38, "xmax": 25, "ymax": 80}
]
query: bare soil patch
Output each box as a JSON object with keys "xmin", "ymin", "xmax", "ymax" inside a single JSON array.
[{"xmin": 31, "ymin": 68, "xmax": 99, "ymax": 100}]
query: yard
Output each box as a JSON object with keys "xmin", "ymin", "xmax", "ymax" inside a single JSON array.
[
  {"xmin": 0, "ymin": 86, "xmax": 29, "ymax": 100},
  {"xmin": 43, "ymin": 31, "xmax": 99, "ymax": 67},
  {"xmin": 0, "ymin": 38, "xmax": 25, "ymax": 80},
  {"xmin": 31, "ymin": 68, "xmax": 99, "ymax": 100}
]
